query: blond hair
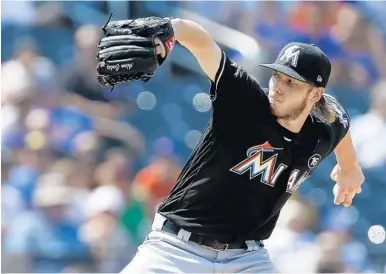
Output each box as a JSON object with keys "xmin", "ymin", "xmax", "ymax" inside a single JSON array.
[{"xmin": 311, "ymin": 96, "xmax": 337, "ymax": 123}]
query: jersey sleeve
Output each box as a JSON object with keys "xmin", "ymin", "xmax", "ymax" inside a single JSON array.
[
  {"xmin": 209, "ymin": 51, "xmax": 268, "ymax": 113},
  {"xmin": 324, "ymin": 94, "xmax": 351, "ymax": 149}
]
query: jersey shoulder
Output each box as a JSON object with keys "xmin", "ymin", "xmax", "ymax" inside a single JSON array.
[{"xmin": 210, "ymin": 51, "xmax": 267, "ymax": 103}]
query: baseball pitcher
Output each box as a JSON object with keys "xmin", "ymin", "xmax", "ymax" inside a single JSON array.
[{"xmin": 96, "ymin": 16, "xmax": 365, "ymax": 273}]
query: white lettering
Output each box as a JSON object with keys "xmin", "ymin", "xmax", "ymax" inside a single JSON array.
[
  {"xmin": 269, "ymin": 163, "xmax": 288, "ymax": 186},
  {"xmin": 287, "ymin": 170, "xmax": 310, "ymax": 194},
  {"xmin": 106, "ymin": 64, "xmax": 120, "ymax": 71},
  {"xmin": 121, "ymin": 63, "xmax": 133, "ymax": 70}
]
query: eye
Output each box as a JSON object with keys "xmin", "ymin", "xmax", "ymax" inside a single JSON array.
[{"xmin": 287, "ymin": 79, "xmax": 297, "ymax": 87}]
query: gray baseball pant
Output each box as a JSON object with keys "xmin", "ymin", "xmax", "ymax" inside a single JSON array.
[{"xmin": 121, "ymin": 213, "xmax": 276, "ymax": 273}]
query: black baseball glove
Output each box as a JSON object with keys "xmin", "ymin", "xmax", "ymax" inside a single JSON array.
[{"xmin": 96, "ymin": 14, "xmax": 176, "ymax": 88}]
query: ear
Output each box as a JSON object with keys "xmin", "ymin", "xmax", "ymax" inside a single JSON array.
[{"xmin": 310, "ymin": 87, "xmax": 324, "ymax": 103}]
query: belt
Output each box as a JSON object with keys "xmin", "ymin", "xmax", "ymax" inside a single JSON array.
[{"xmin": 161, "ymin": 219, "xmax": 262, "ymax": 251}]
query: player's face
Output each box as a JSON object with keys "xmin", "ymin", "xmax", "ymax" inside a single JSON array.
[{"xmin": 268, "ymin": 71, "xmax": 314, "ymax": 120}]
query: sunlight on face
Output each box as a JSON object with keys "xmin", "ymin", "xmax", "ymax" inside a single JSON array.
[{"xmin": 268, "ymin": 72, "xmax": 314, "ymax": 120}]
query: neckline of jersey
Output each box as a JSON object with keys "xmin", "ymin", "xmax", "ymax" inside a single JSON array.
[{"xmin": 275, "ymin": 115, "xmax": 315, "ymax": 140}]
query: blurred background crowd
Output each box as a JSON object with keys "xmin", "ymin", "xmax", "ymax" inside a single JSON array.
[{"xmin": 1, "ymin": 1, "xmax": 386, "ymax": 273}]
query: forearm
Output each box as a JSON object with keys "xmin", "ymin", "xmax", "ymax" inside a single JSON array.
[
  {"xmin": 170, "ymin": 18, "xmax": 221, "ymax": 81},
  {"xmin": 171, "ymin": 18, "xmax": 214, "ymax": 51},
  {"xmin": 334, "ymin": 131, "xmax": 359, "ymax": 168}
]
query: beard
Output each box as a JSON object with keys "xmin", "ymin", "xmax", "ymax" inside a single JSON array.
[{"xmin": 270, "ymin": 96, "xmax": 309, "ymax": 121}]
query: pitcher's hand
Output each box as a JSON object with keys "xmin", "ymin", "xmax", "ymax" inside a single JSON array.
[{"xmin": 331, "ymin": 163, "xmax": 364, "ymax": 207}]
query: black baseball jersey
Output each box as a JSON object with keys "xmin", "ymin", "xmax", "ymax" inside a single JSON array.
[{"xmin": 158, "ymin": 51, "xmax": 350, "ymax": 242}]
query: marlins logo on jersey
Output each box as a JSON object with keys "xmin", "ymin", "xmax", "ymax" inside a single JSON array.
[{"xmin": 230, "ymin": 141, "xmax": 310, "ymax": 193}]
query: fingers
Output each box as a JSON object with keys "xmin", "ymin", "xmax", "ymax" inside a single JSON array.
[
  {"xmin": 334, "ymin": 188, "xmax": 346, "ymax": 205},
  {"xmin": 155, "ymin": 37, "xmax": 166, "ymax": 58},
  {"xmin": 333, "ymin": 185, "xmax": 362, "ymax": 207},
  {"xmin": 343, "ymin": 192, "xmax": 356, "ymax": 207},
  {"xmin": 155, "ymin": 44, "xmax": 165, "ymax": 58},
  {"xmin": 333, "ymin": 184, "xmax": 359, "ymax": 207},
  {"xmin": 334, "ymin": 188, "xmax": 355, "ymax": 207}
]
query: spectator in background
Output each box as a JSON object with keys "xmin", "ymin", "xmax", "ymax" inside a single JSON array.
[
  {"xmin": 320, "ymin": 207, "xmax": 373, "ymax": 272},
  {"xmin": 120, "ymin": 153, "xmax": 181, "ymax": 244},
  {"xmin": 49, "ymin": 158, "xmax": 99, "ymax": 226},
  {"xmin": 93, "ymin": 149, "xmax": 133, "ymax": 196},
  {"xmin": 314, "ymin": 232, "xmax": 346, "ymax": 273},
  {"xmin": 12, "ymin": 39, "xmax": 58, "ymax": 92},
  {"xmin": 1, "ymin": 1, "xmax": 36, "ymax": 26},
  {"xmin": 131, "ymin": 155, "xmax": 181, "ymax": 216},
  {"xmin": 350, "ymin": 80, "xmax": 386, "ymax": 169},
  {"xmin": 80, "ymin": 185, "xmax": 136, "ymax": 272},
  {"xmin": 58, "ymin": 25, "xmax": 145, "ymax": 160},
  {"xmin": 2, "ymin": 38, "xmax": 58, "ymax": 114},
  {"xmin": 1, "ymin": 47, "xmax": 37, "ymax": 115},
  {"xmin": 331, "ymin": 5, "xmax": 382, "ymax": 90},
  {"xmin": 60, "ymin": 24, "xmax": 107, "ymax": 102},
  {"xmin": 237, "ymin": 2, "xmax": 290, "ymax": 57},
  {"xmin": 288, "ymin": 2, "xmax": 340, "ymax": 31},
  {"xmin": 180, "ymin": 1, "xmax": 237, "ymax": 27},
  {"xmin": 265, "ymin": 199, "xmax": 321, "ymax": 273},
  {"xmin": 3, "ymin": 178, "xmax": 91, "ymax": 273},
  {"xmin": 1, "ymin": 155, "xmax": 26, "ymax": 237},
  {"xmin": 3, "ymin": 149, "xmax": 40, "ymax": 209}
]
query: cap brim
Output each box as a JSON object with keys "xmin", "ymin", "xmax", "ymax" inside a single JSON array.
[{"xmin": 259, "ymin": 63, "xmax": 310, "ymax": 84}]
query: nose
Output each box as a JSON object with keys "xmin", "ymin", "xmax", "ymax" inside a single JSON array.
[
  {"xmin": 275, "ymin": 78, "xmax": 288, "ymax": 95},
  {"xmin": 273, "ymin": 86, "xmax": 283, "ymax": 96}
]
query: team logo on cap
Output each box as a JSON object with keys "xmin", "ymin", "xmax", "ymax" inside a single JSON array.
[
  {"xmin": 317, "ymin": 75, "xmax": 322, "ymax": 82},
  {"xmin": 280, "ymin": 45, "xmax": 301, "ymax": 67}
]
